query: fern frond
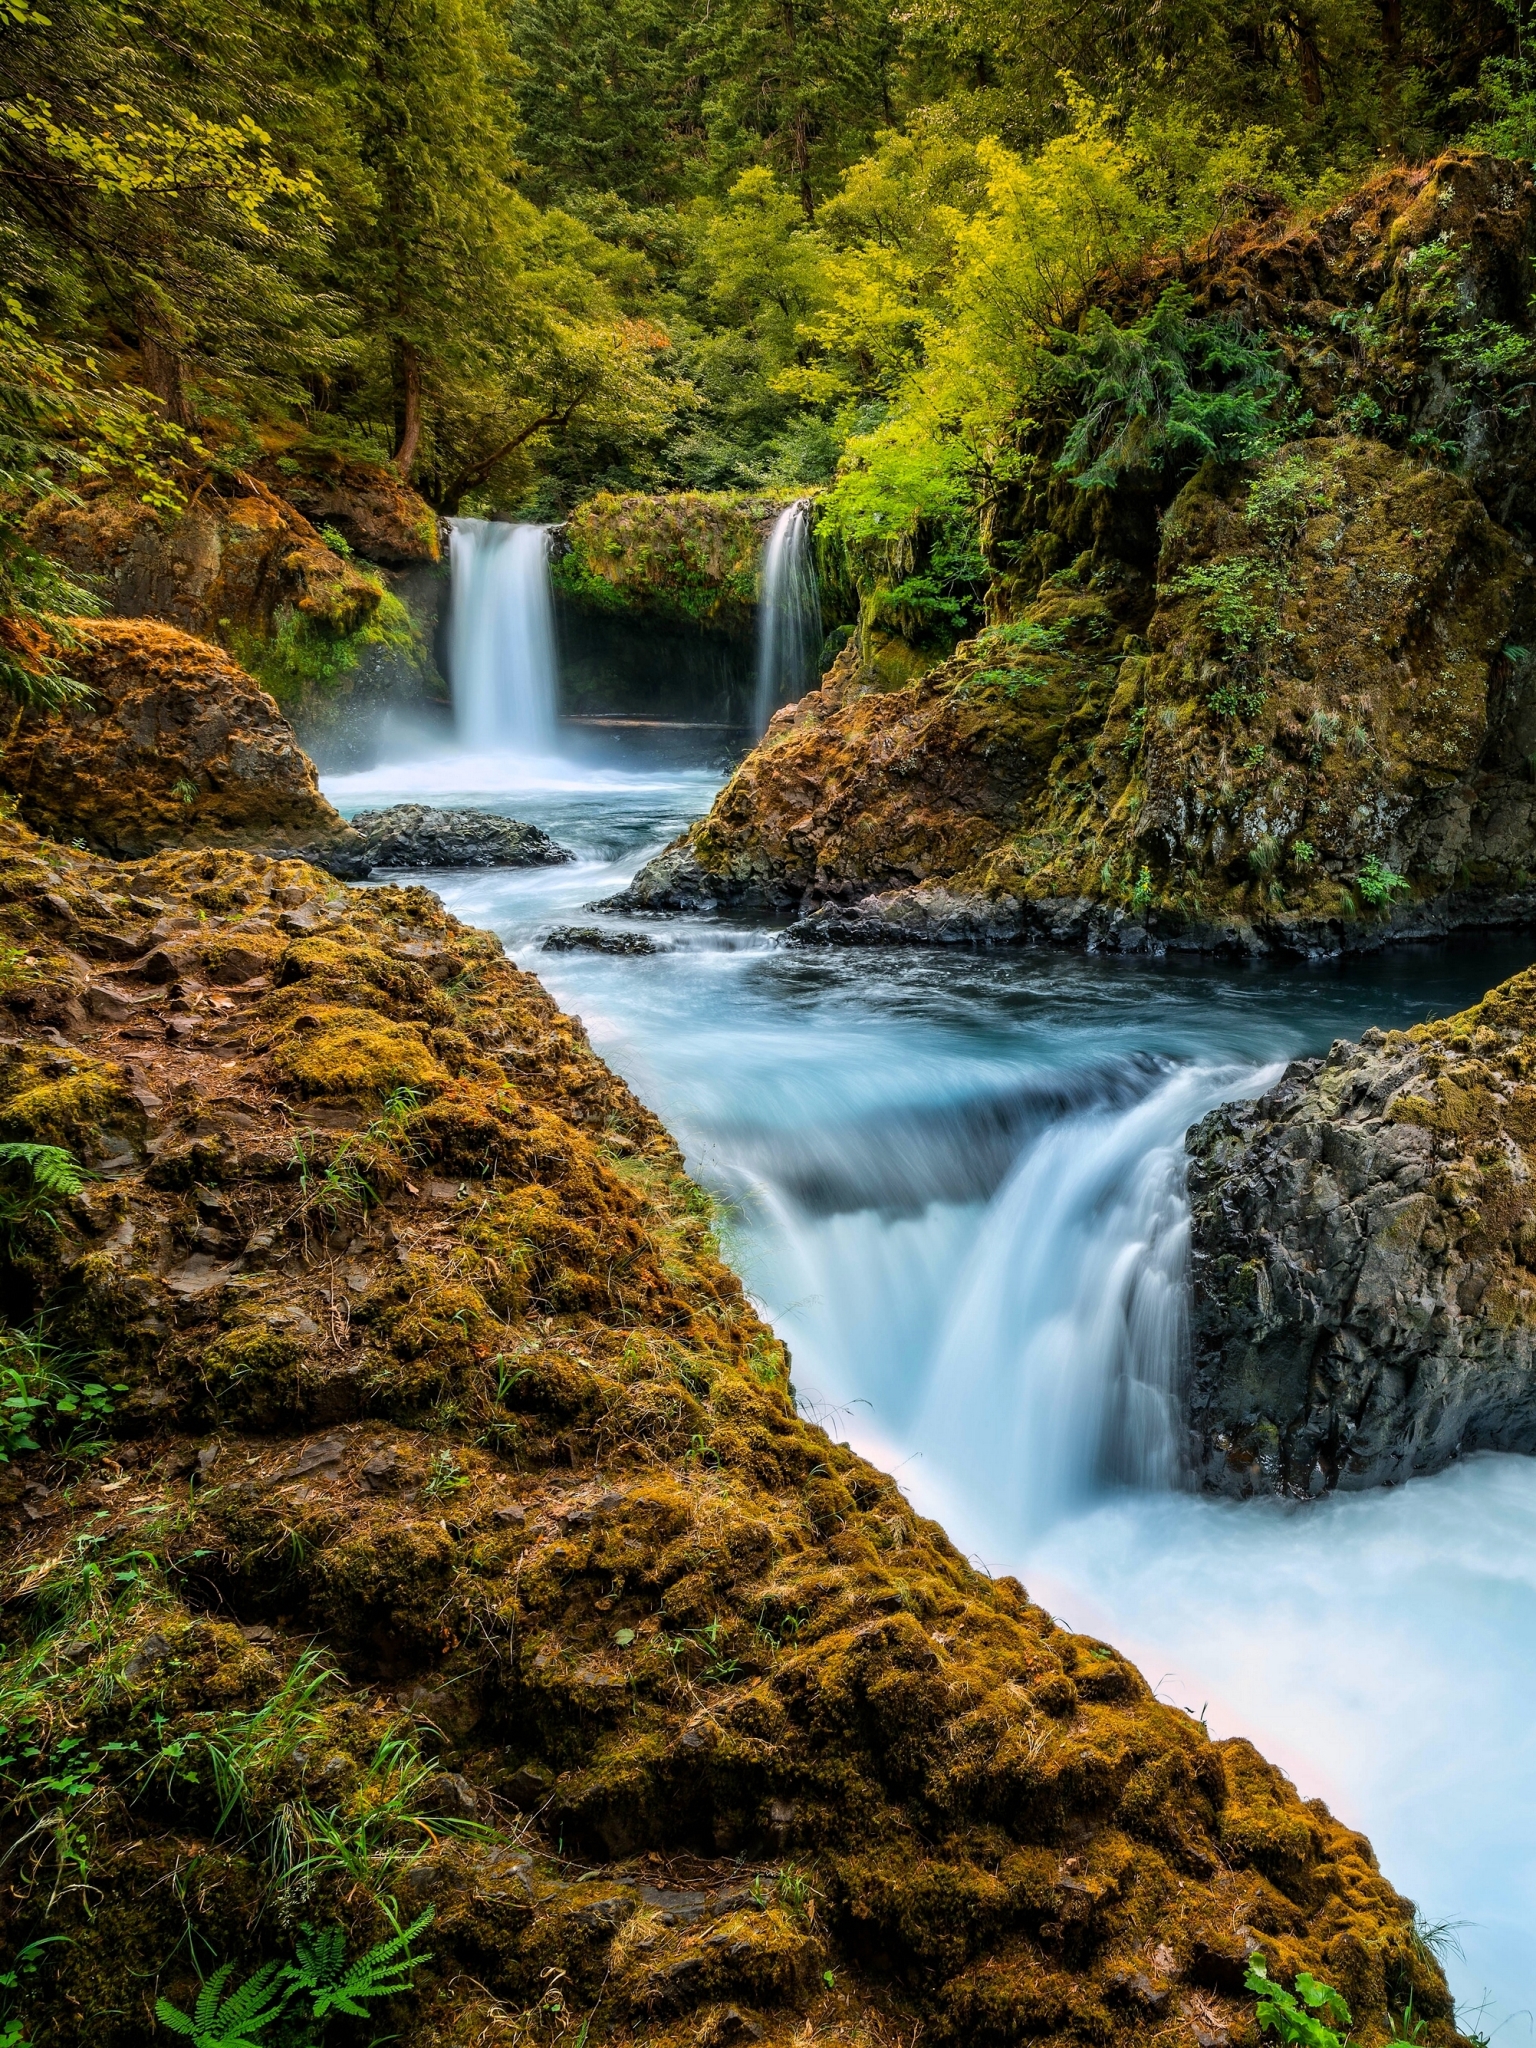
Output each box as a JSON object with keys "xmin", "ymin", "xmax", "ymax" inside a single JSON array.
[
  {"xmin": 0, "ymin": 1142, "xmax": 87, "ymax": 1197},
  {"xmin": 154, "ymin": 1959, "xmax": 292, "ymax": 2048},
  {"xmin": 289, "ymin": 1908, "xmax": 434, "ymax": 2021}
]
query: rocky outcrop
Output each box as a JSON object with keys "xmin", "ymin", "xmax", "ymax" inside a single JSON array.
[
  {"xmin": 1186, "ymin": 966, "xmax": 1536, "ymax": 1497},
  {"xmin": 29, "ymin": 477, "xmax": 389, "ymax": 649},
  {"xmin": 350, "ymin": 803, "xmax": 573, "ymax": 869},
  {"xmin": 555, "ymin": 489, "xmax": 786, "ymax": 633},
  {"xmin": 252, "ymin": 450, "xmax": 441, "ymax": 567},
  {"xmin": 615, "ymin": 574, "xmax": 1130, "ymax": 916},
  {"xmin": 0, "ymin": 814, "xmax": 1458, "ymax": 2048},
  {"xmin": 632, "ymin": 155, "xmax": 1536, "ymax": 956},
  {"xmin": 0, "ymin": 618, "xmax": 368, "ymax": 875},
  {"xmin": 26, "ymin": 470, "xmax": 443, "ymax": 757}
]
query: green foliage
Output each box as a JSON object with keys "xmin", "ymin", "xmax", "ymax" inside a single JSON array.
[
  {"xmin": 1054, "ymin": 286, "xmax": 1284, "ymax": 490},
  {"xmin": 1245, "ymin": 1952, "xmax": 1352, "ymax": 2048},
  {"xmin": 0, "ymin": 1319, "xmax": 124, "ymax": 1463},
  {"xmin": 1165, "ymin": 557, "xmax": 1267, "ymax": 650},
  {"xmin": 153, "ymin": 1911, "xmax": 434, "ymax": 2046},
  {"xmin": 1358, "ymin": 853, "xmax": 1410, "ymax": 907}
]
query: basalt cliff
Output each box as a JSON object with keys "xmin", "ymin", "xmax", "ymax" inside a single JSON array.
[
  {"xmin": 1186, "ymin": 964, "xmax": 1536, "ymax": 1498},
  {"xmin": 0, "ymin": 816, "xmax": 1460, "ymax": 2046},
  {"xmin": 622, "ymin": 154, "xmax": 1536, "ymax": 958}
]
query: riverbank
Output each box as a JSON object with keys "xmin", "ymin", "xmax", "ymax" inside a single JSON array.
[{"xmin": 327, "ymin": 743, "xmax": 1536, "ymax": 2029}]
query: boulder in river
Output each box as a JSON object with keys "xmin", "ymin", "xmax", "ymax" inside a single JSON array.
[
  {"xmin": 0, "ymin": 617, "xmax": 368, "ymax": 876},
  {"xmin": 350, "ymin": 803, "xmax": 573, "ymax": 869},
  {"xmin": 541, "ymin": 924, "xmax": 661, "ymax": 954},
  {"xmin": 1186, "ymin": 964, "xmax": 1536, "ymax": 1496}
]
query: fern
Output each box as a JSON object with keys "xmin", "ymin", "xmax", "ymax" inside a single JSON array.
[
  {"xmin": 286, "ymin": 1908, "xmax": 434, "ymax": 2021},
  {"xmin": 0, "ymin": 1142, "xmax": 87, "ymax": 1199},
  {"xmin": 153, "ymin": 1911, "xmax": 434, "ymax": 2046},
  {"xmin": 154, "ymin": 1961, "xmax": 292, "ymax": 2048}
]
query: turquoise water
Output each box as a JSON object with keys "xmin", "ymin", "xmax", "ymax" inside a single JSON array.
[{"xmin": 331, "ymin": 744, "xmax": 1536, "ymax": 2031}]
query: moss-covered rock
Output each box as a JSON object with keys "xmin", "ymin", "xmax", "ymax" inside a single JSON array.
[
  {"xmin": 555, "ymin": 490, "xmax": 785, "ymax": 633},
  {"xmin": 0, "ymin": 814, "xmax": 1458, "ymax": 2047},
  {"xmin": 627, "ymin": 153, "xmax": 1536, "ymax": 957},
  {"xmin": 0, "ymin": 619, "xmax": 367, "ymax": 873},
  {"xmin": 27, "ymin": 471, "xmax": 442, "ymax": 746}
]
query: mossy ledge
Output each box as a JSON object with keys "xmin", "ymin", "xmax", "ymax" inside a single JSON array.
[{"xmin": 0, "ymin": 815, "xmax": 1459, "ymax": 2046}]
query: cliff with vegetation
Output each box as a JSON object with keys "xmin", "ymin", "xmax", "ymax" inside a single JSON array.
[
  {"xmin": 623, "ymin": 155, "xmax": 1536, "ymax": 955},
  {"xmin": 0, "ymin": 815, "xmax": 1461, "ymax": 2046},
  {"xmin": 27, "ymin": 465, "xmax": 445, "ymax": 765}
]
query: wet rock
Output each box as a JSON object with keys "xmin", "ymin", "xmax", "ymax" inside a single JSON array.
[
  {"xmin": 351, "ymin": 804, "xmax": 572, "ymax": 870},
  {"xmin": 541, "ymin": 925, "xmax": 661, "ymax": 955},
  {"xmin": 0, "ymin": 620, "xmax": 368, "ymax": 876},
  {"xmin": 1187, "ymin": 968, "xmax": 1536, "ymax": 1494}
]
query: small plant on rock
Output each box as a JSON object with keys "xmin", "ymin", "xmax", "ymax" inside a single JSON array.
[
  {"xmin": 1245, "ymin": 1951, "xmax": 1351, "ymax": 2048},
  {"xmin": 1357, "ymin": 854, "xmax": 1410, "ymax": 908}
]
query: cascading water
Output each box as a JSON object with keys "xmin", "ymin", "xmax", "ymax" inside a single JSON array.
[
  {"xmin": 754, "ymin": 499, "xmax": 821, "ymax": 733},
  {"xmin": 447, "ymin": 517, "xmax": 558, "ymax": 753},
  {"xmin": 313, "ymin": 757, "xmax": 1536, "ymax": 2021}
]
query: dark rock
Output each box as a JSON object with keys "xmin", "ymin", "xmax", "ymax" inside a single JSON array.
[
  {"xmin": 541, "ymin": 925, "xmax": 662, "ymax": 956},
  {"xmin": 1186, "ymin": 972, "xmax": 1536, "ymax": 1495},
  {"xmin": 351, "ymin": 804, "xmax": 573, "ymax": 870},
  {"xmin": 506, "ymin": 1760, "xmax": 556, "ymax": 1808},
  {"xmin": 272, "ymin": 1436, "xmax": 346, "ymax": 1482}
]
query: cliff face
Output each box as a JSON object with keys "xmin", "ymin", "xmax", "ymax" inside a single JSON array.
[
  {"xmin": 625, "ymin": 154, "xmax": 1536, "ymax": 957},
  {"xmin": 0, "ymin": 618, "xmax": 367, "ymax": 874},
  {"xmin": 0, "ymin": 816, "xmax": 1457, "ymax": 2046},
  {"xmin": 1186, "ymin": 966, "xmax": 1536, "ymax": 1497}
]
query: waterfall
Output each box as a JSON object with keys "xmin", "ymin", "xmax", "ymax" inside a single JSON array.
[
  {"xmin": 911, "ymin": 1059, "xmax": 1268, "ymax": 1541},
  {"xmin": 447, "ymin": 517, "xmax": 558, "ymax": 753},
  {"xmin": 725, "ymin": 1054, "xmax": 1273, "ymax": 1548},
  {"xmin": 754, "ymin": 500, "xmax": 821, "ymax": 734}
]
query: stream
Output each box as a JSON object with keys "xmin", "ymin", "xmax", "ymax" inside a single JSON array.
[{"xmin": 328, "ymin": 737, "xmax": 1536, "ymax": 2033}]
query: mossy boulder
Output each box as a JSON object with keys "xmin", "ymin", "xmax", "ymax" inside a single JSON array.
[
  {"xmin": 0, "ymin": 619, "xmax": 368, "ymax": 874},
  {"xmin": 556, "ymin": 490, "xmax": 793, "ymax": 633}
]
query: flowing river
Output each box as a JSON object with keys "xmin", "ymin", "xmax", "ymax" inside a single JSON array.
[{"xmin": 328, "ymin": 739, "xmax": 1536, "ymax": 2034}]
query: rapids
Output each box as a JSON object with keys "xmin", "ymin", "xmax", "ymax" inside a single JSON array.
[{"xmin": 328, "ymin": 738, "xmax": 1536, "ymax": 2033}]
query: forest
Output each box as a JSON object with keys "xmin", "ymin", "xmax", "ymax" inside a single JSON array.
[{"xmin": 5, "ymin": 0, "xmax": 1536, "ymax": 688}]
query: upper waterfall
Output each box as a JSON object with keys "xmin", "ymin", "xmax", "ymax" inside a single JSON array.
[
  {"xmin": 754, "ymin": 500, "xmax": 821, "ymax": 734},
  {"xmin": 447, "ymin": 517, "xmax": 558, "ymax": 754}
]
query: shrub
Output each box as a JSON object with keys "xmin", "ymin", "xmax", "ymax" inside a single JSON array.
[{"xmin": 1053, "ymin": 285, "xmax": 1284, "ymax": 491}]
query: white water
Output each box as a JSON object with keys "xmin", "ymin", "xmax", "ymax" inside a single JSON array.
[
  {"xmin": 447, "ymin": 518, "xmax": 558, "ymax": 753},
  {"xmin": 325, "ymin": 750, "xmax": 1536, "ymax": 2032},
  {"xmin": 754, "ymin": 500, "xmax": 821, "ymax": 733}
]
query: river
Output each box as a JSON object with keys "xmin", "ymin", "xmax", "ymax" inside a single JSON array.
[{"xmin": 328, "ymin": 738, "xmax": 1536, "ymax": 2033}]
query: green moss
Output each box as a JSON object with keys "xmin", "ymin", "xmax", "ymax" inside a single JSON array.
[
  {"xmin": 235, "ymin": 589, "xmax": 423, "ymax": 708},
  {"xmin": 556, "ymin": 490, "xmax": 776, "ymax": 631}
]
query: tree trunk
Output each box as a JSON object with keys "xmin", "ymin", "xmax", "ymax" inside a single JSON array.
[
  {"xmin": 1294, "ymin": 19, "xmax": 1324, "ymax": 108},
  {"xmin": 792, "ymin": 106, "xmax": 814, "ymax": 221},
  {"xmin": 393, "ymin": 339, "xmax": 422, "ymax": 478},
  {"xmin": 1378, "ymin": 0, "xmax": 1402, "ymax": 65},
  {"xmin": 136, "ymin": 299, "xmax": 194, "ymax": 430}
]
